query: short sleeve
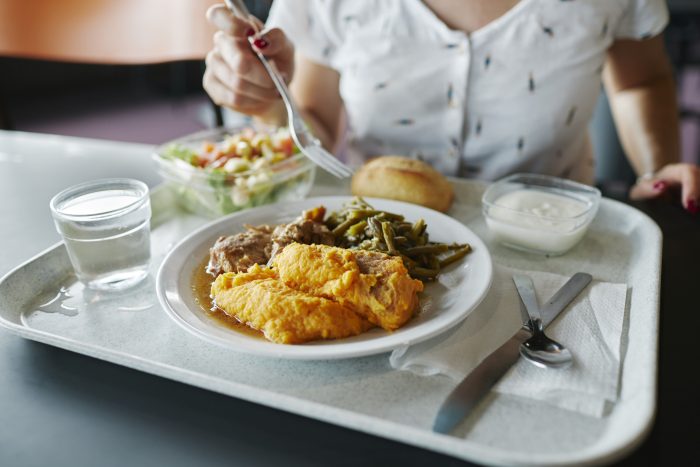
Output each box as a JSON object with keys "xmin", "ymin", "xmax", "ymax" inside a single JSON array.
[
  {"xmin": 614, "ymin": 0, "xmax": 669, "ymax": 39},
  {"xmin": 265, "ymin": 0, "xmax": 338, "ymax": 67}
]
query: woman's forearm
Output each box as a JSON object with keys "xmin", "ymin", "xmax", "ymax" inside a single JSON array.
[
  {"xmin": 298, "ymin": 108, "xmax": 338, "ymax": 151},
  {"xmin": 604, "ymin": 70, "xmax": 680, "ymax": 176}
]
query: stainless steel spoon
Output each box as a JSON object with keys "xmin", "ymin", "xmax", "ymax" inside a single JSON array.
[{"xmin": 513, "ymin": 274, "xmax": 573, "ymax": 369}]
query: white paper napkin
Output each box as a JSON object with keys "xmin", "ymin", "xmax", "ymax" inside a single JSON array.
[{"xmin": 389, "ymin": 265, "xmax": 628, "ymax": 417}]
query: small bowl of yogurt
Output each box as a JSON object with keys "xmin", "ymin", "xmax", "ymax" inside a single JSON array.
[{"xmin": 482, "ymin": 173, "xmax": 601, "ymax": 255}]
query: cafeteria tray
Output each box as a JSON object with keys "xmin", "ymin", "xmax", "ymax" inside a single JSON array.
[{"xmin": 0, "ymin": 176, "xmax": 661, "ymax": 466}]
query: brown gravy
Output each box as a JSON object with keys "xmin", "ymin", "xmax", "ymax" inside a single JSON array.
[{"xmin": 191, "ymin": 256, "xmax": 265, "ymax": 339}]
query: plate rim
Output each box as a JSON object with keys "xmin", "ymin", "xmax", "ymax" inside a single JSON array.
[{"xmin": 156, "ymin": 196, "xmax": 493, "ymax": 360}]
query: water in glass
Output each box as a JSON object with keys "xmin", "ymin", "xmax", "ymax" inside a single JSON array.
[{"xmin": 51, "ymin": 179, "xmax": 151, "ymax": 290}]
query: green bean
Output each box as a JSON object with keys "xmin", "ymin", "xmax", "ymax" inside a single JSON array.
[
  {"xmin": 346, "ymin": 220, "xmax": 367, "ymax": 237},
  {"xmin": 332, "ymin": 216, "xmax": 358, "ymax": 236},
  {"xmin": 325, "ymin": 197, "xmax": 472, "ymax": 281},
  {"xmin": 376, "ymin": 212, "xmax": 404, "ymax": 222},
  {"xmin": 403, "ymin": 244, "xmax": 450, "ymax": 256},
  {"xmin": 367, "ymin": 216, "xmax": 383, "ymax": 239},
  {"xmin": 410, "ymin": 266, "xmax": 440, "ymax": 279},
  {"xmin": 396, "ymin": 223, "xmax": 413, "ymax": 233},
  {"xmin": 420, "ymin": 254, "xmax": 430, "ymax": 267},
  {"xmin": 393, "ymin": 236, "xmax": 409, "ymax": 246},
  {"xmin": 428, "ymin": 255, "xmax": 441, "ymax": 271},
  {"xmin": 411, "ymin": 219, "xmax": 426, "ymax": 239},
  {"xmin": 381, "ymin": 222, "xmax": 397, "ymax": 255},
  {"xmin": 349, "ymin": 197, "xmax": 371, "ymax": 209},
  {"xmin": 399, "ymin": 253, "xmax": 417, "ymax": 268},
  {"xmin": 358, "ymin": 238, "xmax": 379, "ymax": 250},
  {"xmin": 332, "ymin": 210, "xmax": 371, "ymax": 236},
  {"xmin": 339, "ymin": 209, "xmax": 400, "ymax": 221},
  {"xmin": 346, "ymin": 209, "xmax": 375, "ymax": 216},
  {"xmin": 439, "ymin": 245, "xmax": 472, "ymax": 268}
]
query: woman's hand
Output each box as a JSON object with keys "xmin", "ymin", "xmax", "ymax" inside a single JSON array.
[
  {"xmin": 203, "ymin": 4, "xmax": 294, "ymax": 121},
  {"xmin": 629, "ymin": 163, "xmax": 700, "ymax": 213}
]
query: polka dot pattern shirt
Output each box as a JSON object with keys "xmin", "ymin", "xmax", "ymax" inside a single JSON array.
[{"xmin": 267, "ymin": 0, "xmax": 669, "ymax": 183}]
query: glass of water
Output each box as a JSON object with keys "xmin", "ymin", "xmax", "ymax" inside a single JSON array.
[{"xmin": 50, "ymin": 178, "xmax": 152, "ymax": 290}]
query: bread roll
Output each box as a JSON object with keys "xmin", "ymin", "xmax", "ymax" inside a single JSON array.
[{"xmin": 351, "ymin": 156, "xmax": 454, "ymax": 212}]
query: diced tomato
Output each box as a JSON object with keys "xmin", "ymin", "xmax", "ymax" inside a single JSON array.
[
  {"xmin": 210, "ymin": 157, "xmax": 228, "ymax": 169},
  {"xmin": 278, "ymin": 137, "xmax": 294, "ymax": 156},
  {"xmin": 192, "ymin": 155, "xmax": 208, "ymax": 168},
  {"xmin": 211, "ymin": 150, "xmax": 227, "ymax": 161}
]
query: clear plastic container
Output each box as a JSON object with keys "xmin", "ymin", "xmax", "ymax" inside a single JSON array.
[
  {"xmin": 153, "ymin": 126, "xmax": 316, "ymax": 218},
  {"xmin": 482, "ymin": 173, "xmax": 601, "ymax": 255}
]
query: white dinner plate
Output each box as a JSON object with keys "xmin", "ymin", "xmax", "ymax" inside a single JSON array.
[{"xmin": 156, "ymin": 196, "xmax": 493, "ymax": 360}]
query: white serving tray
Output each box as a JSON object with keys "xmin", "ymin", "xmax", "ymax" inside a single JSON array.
[{"xmin": 0, "ymin": 178, "xmax": 661, "ymax": 467}]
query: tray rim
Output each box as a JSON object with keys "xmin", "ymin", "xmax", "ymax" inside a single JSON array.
[{"xmin": 0, "ymin": 183, "xmax": 662, "ymax": 467}]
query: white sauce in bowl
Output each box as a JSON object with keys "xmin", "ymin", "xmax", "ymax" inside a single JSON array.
[{"xmin": 485, "ymin": 189, "xmax": 593, "ymax": 255}]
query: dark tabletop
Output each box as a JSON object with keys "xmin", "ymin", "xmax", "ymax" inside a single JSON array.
[{"xmin": 614, "ymin": 197, "xmax": 700, "ymax": 467}]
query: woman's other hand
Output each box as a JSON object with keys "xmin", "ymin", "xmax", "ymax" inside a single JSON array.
[
  {"xmin": 629, "ymin": 163, "xmax": 700, "ymax": 214},
  {"xmin": 203, "ymin": 4, "xmax": 294, "ymax": 121}
]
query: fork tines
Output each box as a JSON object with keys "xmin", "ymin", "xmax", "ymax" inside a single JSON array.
[{"xmin": 303, "ymin": 146, "xmax": 354, "ymax": 178}]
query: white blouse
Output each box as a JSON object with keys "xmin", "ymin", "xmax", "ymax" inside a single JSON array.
[{"xmin": 266, "ymin": 0, "xmax": 669, "ymax": 183}]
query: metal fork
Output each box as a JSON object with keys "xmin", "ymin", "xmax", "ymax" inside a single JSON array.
[{"xmin": 223, "ymin": 0, "xmax": 353, "ymax": 178}]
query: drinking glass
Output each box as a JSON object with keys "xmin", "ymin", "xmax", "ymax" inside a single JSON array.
[{"xmin": 50, "ymin": 178, "xmax": 152, "ymax": 290}]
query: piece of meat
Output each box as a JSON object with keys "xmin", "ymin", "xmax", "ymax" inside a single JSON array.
[
  {"xmin": 273, "ymin": 243, "xmax": 424, "ymax": 331},
  {"xmin": 211, "ymin": 265, "xmax": 372, "ymax": 344},
  {"xmin": 269, "ymin": 207, "xmax": 334, "ymax": 259},
  {"xmin": 207, "ymin": 206, "xmax": 333, "ymax": 276},
  {"xmin": 207, "ymin": 225, "xmax": 273, "ymax": 276}
]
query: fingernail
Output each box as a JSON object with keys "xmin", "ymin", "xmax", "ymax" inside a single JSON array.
[
  {"xmin": 253, "ymin": 38, "xmax": 268, "ymax": 49},
  {"xmin": 246, "ymin": 28, "xmax": 255, "ymax": 37},
  {"xmin": 653, "ymin": 181, "xmax": 666, "ymax": 191},
  {"xmin": 687, "ymin": 199, "xmax": 699, "ymax": 214}
]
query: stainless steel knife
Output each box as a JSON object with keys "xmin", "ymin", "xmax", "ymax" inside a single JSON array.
[{"xmin": 432, "ymin": 272, "xmax": 593, "ymax": 434}]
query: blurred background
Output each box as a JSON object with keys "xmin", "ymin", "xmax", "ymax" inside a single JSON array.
[{"xmin": 1, "ymin": 0, "xmax": 699, "ymax": 193}]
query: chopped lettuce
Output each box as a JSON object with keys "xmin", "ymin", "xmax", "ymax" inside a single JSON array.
[{"xmin": 162, "ymin": 144, "xmax": 198, "ymax": 165}]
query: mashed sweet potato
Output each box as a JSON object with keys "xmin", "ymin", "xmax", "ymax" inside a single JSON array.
[{"xmin": 211, "ymin": 243, "xmax": 423, "ymax": 344}]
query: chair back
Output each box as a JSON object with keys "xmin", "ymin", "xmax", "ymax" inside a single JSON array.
[{"xmin": 0, "ymin": 0, "xmax": 218, "ymax": 63}]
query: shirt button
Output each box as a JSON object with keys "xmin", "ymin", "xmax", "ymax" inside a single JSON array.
[{"xmin": 460, "ymin": 37, "xmax": 469, "ymax": 53}]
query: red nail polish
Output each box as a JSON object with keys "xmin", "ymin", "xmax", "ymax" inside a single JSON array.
[
  {"xmin": 653, "ymin": 181, "xmax": 666, "ymax": 191},
  {"xmin": 246, "ymin": 29, "xmax": 255, "ymax": 37},
  {"xmin": 253, "ymin": 38, "xmax": 268, "ymax": 49},
  {"xmin": 687, "ymin": 199, "xmax": 699, "ymax": 214}
]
